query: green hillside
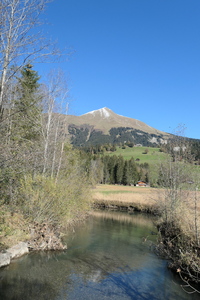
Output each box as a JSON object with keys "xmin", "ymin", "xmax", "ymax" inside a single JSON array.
[{"xmin": 106, "ymin": 146, "xmax": 167, "ymax": 165}]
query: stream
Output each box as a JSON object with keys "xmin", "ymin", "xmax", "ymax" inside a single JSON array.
[{"xmin": 0, "ymin": 210, "xmax": 199, "ymax": 299}]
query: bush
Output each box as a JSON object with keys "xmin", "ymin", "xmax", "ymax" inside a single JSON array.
[{"xmin": 19, "ymin": 174, "xmax": 90, "ymax": 227}]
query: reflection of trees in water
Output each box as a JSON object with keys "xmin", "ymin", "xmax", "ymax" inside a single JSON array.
[
  {"xmin": 0, "ymin": 277, "xmax": 59, "ymax": 300},
  {"xmin": 0, "ymin": 245, "xmax": 153, "ymax": 300},
  {"xmin": 0, "ymin": 212, "xmax": 161, "ymax": 300},
  {"xmin": 0, "ymin": 252, "xmax": 128, "ymax": 300},
  {"xmin": 0, "ymin": 252, "xmax": 74, "ymax": 300},
  {"xmin": 69, "ymin": 256, "xmax": 194, "ymax": 300},
  {"xmin": 65, "ymin": 256, "xmax": 170, "ymax": 300},
  {"xmin": 90, "ymin": 210, "xmax": 157, "ymax": 230}
]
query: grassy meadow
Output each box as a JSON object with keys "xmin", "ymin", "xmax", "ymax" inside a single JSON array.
[{"xmin": 106, "ymin": 146, "xmax": 167, "ymax": 165}]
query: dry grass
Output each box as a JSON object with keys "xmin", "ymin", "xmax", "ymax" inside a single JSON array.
[
  {"xmin": 92, "ymin": 185, "xmax": 200, "ymax": 224},
  {"xmin": 92, "ymin": 184, "xmax": 162, "ymax": 212},
  {"xmin": 93, "ymin": 184, "xmax": 161, "ymax": 201},
  {"xmin": 93, "ymin": 184, "xmax": 200, "ymax": 207}
]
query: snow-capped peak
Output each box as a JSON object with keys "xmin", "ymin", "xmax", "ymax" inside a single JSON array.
[{"xmin": 83, "ymin": 107, "xmax": 111, "ymax": 118}]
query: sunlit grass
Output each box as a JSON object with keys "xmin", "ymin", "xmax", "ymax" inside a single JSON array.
[
  {"xmin": 100, "ymin": 190, "xmax": 137, "ymax": 194},
  {"xmin": 92, "ymin": 185, "xmax": 160, "ymax": 212},
  {"xmin": 106, "ymin": 146, "xmax": 167, "ymax": 165},
  {"xmin": 92, "ymin": 184, "xmax": 200, "ymax": 214}
]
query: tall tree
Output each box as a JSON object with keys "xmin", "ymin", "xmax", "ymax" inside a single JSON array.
[
  {"xmin": 13, "ymin": 63, "xmax": 41, "ymax": 142},
  {"xmin": 0, "ymin": 64, "xmax": 42, "ymax": 204},
  {"xmin": 0, "ymin": 0, "xmax": 59, "ymax": 107},
  {"xmin": 41, "ymin": 69, "xmax": 69, "ymax": 176},
  {"xmin": 122, "ymin": 160, "xmax": 130, "ymax": 185},
  {"xmin": 129, "ymin": 157, "xmax": 139, "ymax": 185},
  {"xmin": 116, "ymin": 155, "xmax": 125, "ymax": 184}
]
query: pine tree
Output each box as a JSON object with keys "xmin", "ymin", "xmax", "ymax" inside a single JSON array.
[
  {"xmin": 129, "ymin": 157, "xmax": 139, "ymax": 185},
  {"xmin": 0, "ymin": 64, "xmax": 42, "ymax": 204},
  {"xmin": 13, "ymin": 63, "xmax": 41, "ymax": 142},
  {"xmin": 122, "ymin": 160, "xmax": 130, "ymax": 185},
  {"xmin": 116, "ymin": 155, "xmax": 125, "ymax": 184},
  {"xmin": 102, "ymin": 155, "xmax": 110, "ymax": 184}
]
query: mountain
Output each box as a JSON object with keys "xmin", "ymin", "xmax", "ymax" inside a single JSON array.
[
  {"xmin": 53, "ymin": 107, "xmax": 170, "ymax": 147},
  {"xmin": 79, "ymin": 107, "xmax": 166, "ymax": 135}
]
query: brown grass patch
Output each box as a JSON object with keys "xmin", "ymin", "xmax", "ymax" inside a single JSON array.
[
  {"xmin": 93, "ymin": 184, "xmax": 160, "ymax": 199},
  {"xmin": 93, "ymin": 184, "xmax": 200, "ymax": 207},
  {"xmin": 92, "ymin": 184, "xmax": 200, "ymax": 216},
  {"xmin": 92, "ymin": 184, "xmax": 162, "ymax": 212}
]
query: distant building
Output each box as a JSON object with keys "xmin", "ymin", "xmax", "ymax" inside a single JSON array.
[{"xmin": 136, "ymin": 181, "xmax": 147, "ymax": 187}]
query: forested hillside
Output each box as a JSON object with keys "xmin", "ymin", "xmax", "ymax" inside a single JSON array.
[{"xmin": 69, "ymin": 125, "xmax": 166, "ymax": 147}]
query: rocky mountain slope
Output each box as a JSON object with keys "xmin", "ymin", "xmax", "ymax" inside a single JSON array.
[
  {"xmin": 67, "ymin": 107, "xmax": 167, "ymax": 135},
  {"xmin": 50, "ymin": 107, "xmax": 170, "ymax": 147}
]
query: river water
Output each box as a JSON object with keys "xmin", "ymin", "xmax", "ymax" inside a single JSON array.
[{"xmin": 0, "ymin": 210, "xmax": 199, "ymax": 300}]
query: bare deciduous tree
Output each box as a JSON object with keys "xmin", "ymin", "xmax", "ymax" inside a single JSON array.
[
  {"xmin": 41, "ymin": 69, "xmax": 69, "ymax": 177},
  {"xmin": 0, "ymin": 0, "xmax": 60, "ymax": 107},
  {"xmin": 156, "ymin": 127, "xmax": 200, "ymax": 289}
]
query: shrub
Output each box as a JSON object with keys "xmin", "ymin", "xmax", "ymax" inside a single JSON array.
[{"xmin": 19, "ymin": 174, "xmax": 90, "ymax": 227}]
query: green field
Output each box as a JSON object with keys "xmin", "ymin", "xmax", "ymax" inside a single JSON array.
[{"xmin": 106, "ymin": 146, "xmax": 167, "ymax": 165}]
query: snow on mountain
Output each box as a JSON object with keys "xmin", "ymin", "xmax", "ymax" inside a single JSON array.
[
  {"xmin": 76, "ymin": 107, "xmax": 168, "ymax": 136},
  {"xmin": 83, "ymin": 107, "xmax": 111, "ymax": 118}
]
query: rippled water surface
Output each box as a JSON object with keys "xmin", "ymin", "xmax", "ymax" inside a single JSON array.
[{"xmin": 0, "ymin": 210, "xmax": 199, "ymax": 300}]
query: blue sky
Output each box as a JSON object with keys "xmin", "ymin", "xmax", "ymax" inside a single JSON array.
[{"xmin": 36, "ymin": 0, "xmax": 200, "ymax": 139}]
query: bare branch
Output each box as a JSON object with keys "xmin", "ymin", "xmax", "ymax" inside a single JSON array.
[{"xmin": 0, "ymin": 0, "xmax": 65, "ymax": 106}]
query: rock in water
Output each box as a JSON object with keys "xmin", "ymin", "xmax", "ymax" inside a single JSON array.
[
  {"xmin": 0, "ymin": 252, "xmax": 10, "ymax": 268},
  {"xmin": 7, "ymin": 242, "xmax": 29, "ymax": 259}
]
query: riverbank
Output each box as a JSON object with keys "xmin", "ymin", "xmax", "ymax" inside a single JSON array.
[
  {"xmin": 0, "ymin": 207, "xmax": 89, "ymax": 268},
  {"xmin": 0, "ymin": 221, "xmax": 67, "ymax": 268},
  {"xmin": 92, "ymin": 184, "xmax": 200, "ymax": 212},
  {"xmin": 1, "ymin": 183, "xmax": 200, "ymax": 288},
  {"xmin": 92, "ymin": 184, "xmax": 162, "ymax": 213},
  {"xmin": 92, "ymin": 184, "xmax": 200, "ymax": 288}
]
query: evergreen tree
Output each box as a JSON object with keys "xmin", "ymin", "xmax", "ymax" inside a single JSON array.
[
  {"xmin": 13, "ymin": 63, "xmax": 41, "ymax": 142},
  {"xmin": 122, "ymin": 161, "xmax": 130, "ymax": 185},
  {"xmin": 108, "ymin": 155, "xmax": 118, "ymax": 184},
  {"xmin": 102, "ymin": 155, "xmax": 110, "ymax": 184},
  {"xmin": 129, "ymin": 157, "xmax": 139, "ymax": 185},
  {"xmin": 116, "ymin": 155, "xmax": 125, "ymax": 184}
]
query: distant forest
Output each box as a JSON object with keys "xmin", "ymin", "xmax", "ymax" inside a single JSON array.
[
  {"xmin": 69, "ymin": 125, "xmax": 165, "ymax": 147},
  {"xmin": 69, "ymin": 124, "xmax": 200, "ymax": 164}
]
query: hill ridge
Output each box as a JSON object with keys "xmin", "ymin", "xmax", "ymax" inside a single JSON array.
[
  {"xmin": 53, "ymin": 107, "xmax": 170, "ymax": 147},
  {"xmin": 73, "ymin": 107, "xmax": 165, "ymax": 135}
]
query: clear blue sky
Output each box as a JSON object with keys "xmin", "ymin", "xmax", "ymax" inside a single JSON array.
[{"xmin": 37, "ymin": 0, "xmax": 200, "ymax": 139}]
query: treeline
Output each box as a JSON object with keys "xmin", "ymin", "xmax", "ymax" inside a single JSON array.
[
  {"xmin": 71, "ymin": 124, "xmax": 200, "ymax": 165},
  {"xmin": 81, "ymin": 153, "xmax": 149, "ymax": 186},
  {"xmin": 100, "ymin": 155, "xmax": 149, "ymax": 185},
  {"xmin": 80, "ymin": 143, "xmax": 117, "ymax": 154}
]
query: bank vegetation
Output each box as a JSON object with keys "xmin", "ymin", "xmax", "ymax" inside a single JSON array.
[
  {"xmin": 0, "ymin": 0, "xmax": 91, "ymax": 250},
  {"xmin": 92, "ymin": 136, "xmax": 200, "ymax": 291}
]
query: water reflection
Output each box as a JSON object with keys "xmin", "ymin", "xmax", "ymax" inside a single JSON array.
[{"xmin": 0, "ymin": 211, "xmax": 199, "ymax": 299}]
